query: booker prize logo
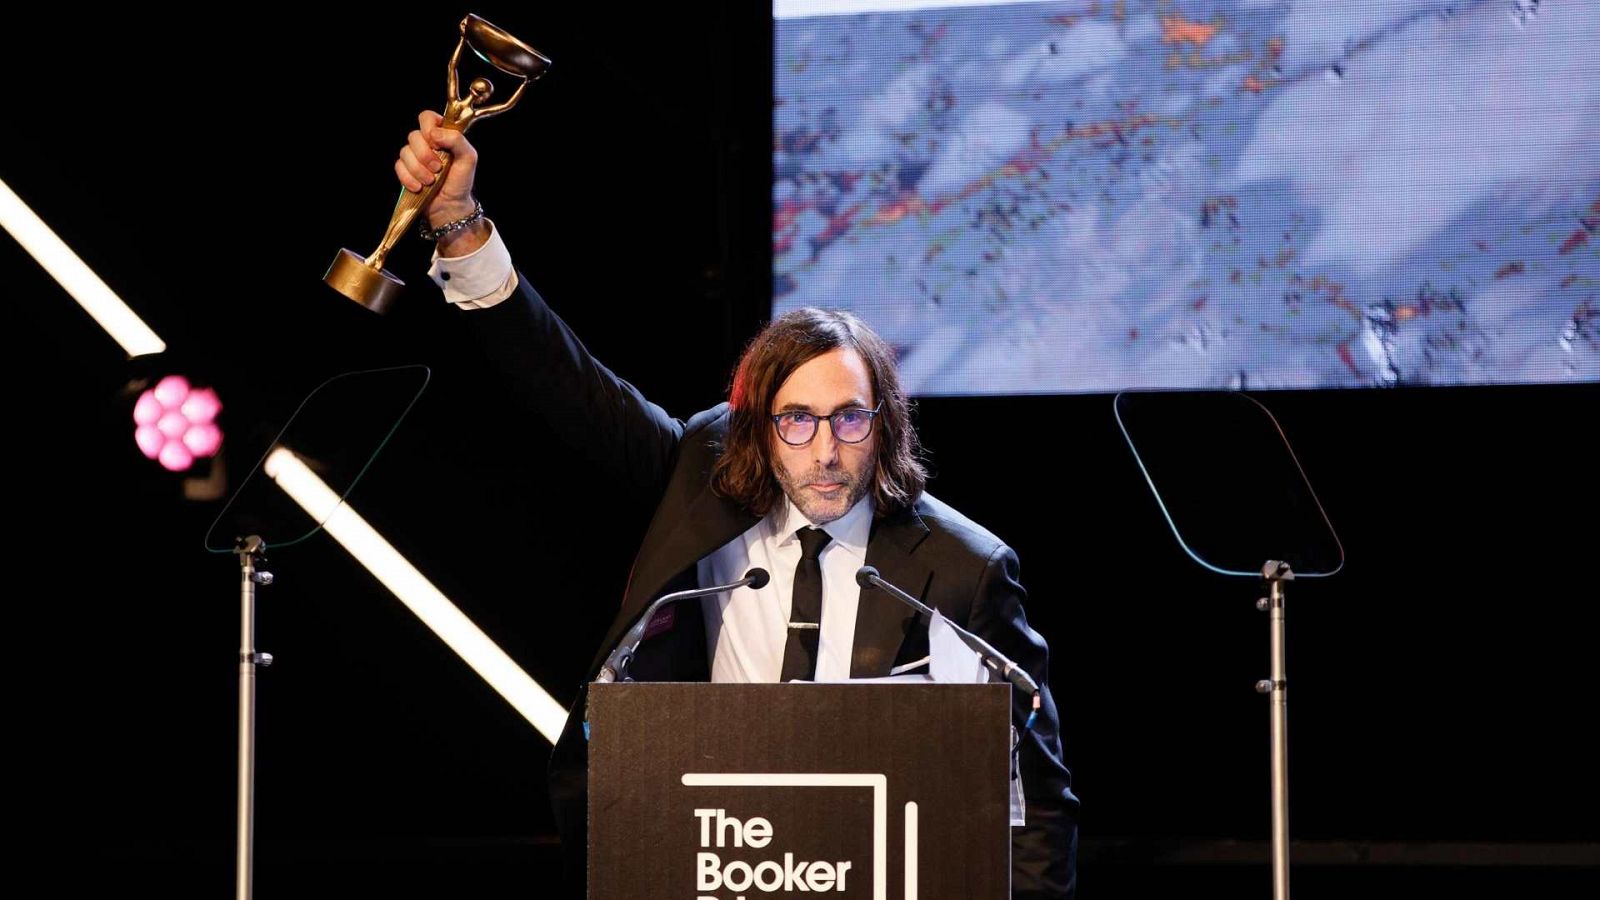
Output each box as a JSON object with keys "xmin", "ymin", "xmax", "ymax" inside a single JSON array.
[
  {"xmin": 681, "ymin": 773, "xmax": 923, "ymax": 900},
  {"xmin": 694, "ymin": 808, "xmax": 853, "ymax": 895}
]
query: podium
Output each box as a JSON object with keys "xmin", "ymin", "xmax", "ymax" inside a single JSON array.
[{"xmin": 587, "ymin": 682, "xmax": 1013, "ymax": 899}]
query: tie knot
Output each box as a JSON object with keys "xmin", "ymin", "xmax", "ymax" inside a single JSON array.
[{"xmin": 796, "ymin": 527, "xmax": 832, "ymax": 561}]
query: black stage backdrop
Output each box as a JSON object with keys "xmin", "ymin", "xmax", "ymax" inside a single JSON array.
[{"xmin": 4, "ymin": 4, "xmax": 1595, "ymax": 897}]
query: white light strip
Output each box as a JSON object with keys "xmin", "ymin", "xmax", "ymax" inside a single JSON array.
[
  {"xmin": 0, "ymin": 177, "xmax": 166, "ymax": 358},
  {"xmin": 904, "ymin": 801, "xmax": 918, "ymax": 899},
  {"xmin": 264, "ymin": 447, "xmax": 567, "ymax": 743},
  {"xmin": 775, "ymin": 0, "xmax": 1031, "ymax": 19}
]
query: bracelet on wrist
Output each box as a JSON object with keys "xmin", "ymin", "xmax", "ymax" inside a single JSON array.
[{"xmin": 418, "ymin": 201, "xmax": 485, "ymax": 242}]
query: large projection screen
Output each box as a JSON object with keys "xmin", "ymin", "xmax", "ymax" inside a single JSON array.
[{"xmin": 774, "ymin": 1, "xmax": 1599, "ymax": 394}]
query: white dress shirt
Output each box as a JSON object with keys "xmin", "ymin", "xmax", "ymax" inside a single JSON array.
[
  {"xmin": 698, "ymin": 494, "xmax": 874, "ymax": 684},
  {"xmin": 427, "ymin": 221, "xmax": 520, "ymax": 308}
]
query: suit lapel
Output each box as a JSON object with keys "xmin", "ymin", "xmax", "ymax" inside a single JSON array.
[
  {"xmin": 634, "ymin": 486, "xmax": 759, "ymax": 609},
  {"xmin": 850, "ymin": 506, "xmax": 932, "ymax": 678},
  {"xmin": 587, "ymin": 481, "xmax": 758, "ymax": 678}
]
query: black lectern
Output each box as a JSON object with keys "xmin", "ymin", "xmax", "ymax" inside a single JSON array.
[{"xmin": 587, "ymin": 682, "xmax": 1013, "ymax": 899}]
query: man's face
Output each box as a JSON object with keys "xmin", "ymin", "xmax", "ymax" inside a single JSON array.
[{"xmin": 770, "ymin": 347, "xmax": 878, "ymax": 525}]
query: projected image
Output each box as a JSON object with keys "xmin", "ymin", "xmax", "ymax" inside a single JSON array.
[{"xmin": 774, "ymin": 0, "xmax": 1600, "ymax": 394}]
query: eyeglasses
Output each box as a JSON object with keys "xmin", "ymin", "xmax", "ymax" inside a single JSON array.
[{"xmin": 770, "ymin": 402, "xmax": 883, "ymax": 446}]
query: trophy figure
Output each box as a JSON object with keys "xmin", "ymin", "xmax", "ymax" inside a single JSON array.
[{"xmin": 324, "ymin": 14, "xmax": 549, "ymax": 313}]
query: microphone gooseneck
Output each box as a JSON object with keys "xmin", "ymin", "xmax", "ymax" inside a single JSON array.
[
  {"xmin": 595, "ymin": 568, "xmax": 770, "ymax": 684},
  {"xmin": 855, "ymin": 565, "xmax": 1042, "ymax": 731}
]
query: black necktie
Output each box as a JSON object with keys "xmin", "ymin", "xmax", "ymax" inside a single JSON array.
[{"xmin": 780, "ymin": 527, "xmax": 833, "ymax": 682}]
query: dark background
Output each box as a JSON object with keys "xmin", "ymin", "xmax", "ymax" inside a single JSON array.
[{"xmin": 5, "ymin": 4, "xmax": 1595, "ymax": 897}]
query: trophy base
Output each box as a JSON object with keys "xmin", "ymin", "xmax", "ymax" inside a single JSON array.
[{"xmin": 324, "ymin": 248, "xmax": 404, "ymax": 314}]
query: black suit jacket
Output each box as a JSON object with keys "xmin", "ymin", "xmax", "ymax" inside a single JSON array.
[{"xmin": 468, "ymin": 278, "xmax": 1079, "ymax": 898}]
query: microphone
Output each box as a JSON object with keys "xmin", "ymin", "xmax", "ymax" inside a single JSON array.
[
  {"xmin": 595, "ymin": 568, "xmax": 770, "ymax": 683},
  {"xmin": 855, "ymin": 565, "xmax": 1041, "ymax": 728}
]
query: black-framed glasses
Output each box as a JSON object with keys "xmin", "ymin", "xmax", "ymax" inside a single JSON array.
[{"xmin": 771, "ymin": 402, "xmax": 883, "ymax": 446}]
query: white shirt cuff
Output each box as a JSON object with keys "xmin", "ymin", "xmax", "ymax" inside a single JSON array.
[{"xmin": 427, "ymin": 219, "xmax": 519, "ymax": 309}]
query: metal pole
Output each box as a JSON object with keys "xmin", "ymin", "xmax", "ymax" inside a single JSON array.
[
  {"xmin": 1256, "ymin": 560, "xmax": 1293, "ymax": 900},
  {"xmin": 235, "ymin": 537, "xmax": 272, "ymax": 900}
]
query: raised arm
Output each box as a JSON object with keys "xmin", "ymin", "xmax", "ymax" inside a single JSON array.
[{"xmin": 394, "ymin": 112, "xmax": 685, "ymax": 495}]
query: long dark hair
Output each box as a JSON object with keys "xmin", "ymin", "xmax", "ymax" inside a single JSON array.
[{"xmin": 711, "ymin": 308, "xmax": 925, "ymax": 517}]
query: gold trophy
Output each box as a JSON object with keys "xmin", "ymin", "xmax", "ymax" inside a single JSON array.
[{"xmin": 325, "ymin": 14, "xmax": 550, "ymax": 313}]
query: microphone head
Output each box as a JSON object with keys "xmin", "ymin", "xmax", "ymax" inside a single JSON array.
[
  {"xmin": 855, "ymin": 566, "xmax": 880, "ymax": 589},
  {"xmin": 744, "ymin": 567, "xmax": 770, "ymax": 590}
]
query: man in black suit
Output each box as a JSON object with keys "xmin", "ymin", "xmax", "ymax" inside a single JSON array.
[{"xmin": 395, "ymin": 111, "xmax": 1079, "ymax": 898}]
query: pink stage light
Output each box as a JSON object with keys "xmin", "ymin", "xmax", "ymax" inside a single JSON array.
[
  {"xmin": 133, "ymin": 376, "xmax": 223, "ymax": 472},
  {"xmin": 132, "ymin": 392, "xmax": 163, "ymax": 426},
  {"xmin": 152, "ymin": 375, "xmax": 190, "ymax": 408},
  {"xmin": 181, "ymin": 387, "xmax": 221, "ymax": 423},
  {"xmin": 182, "ymin": 422, "xmax": 222, "ymax": 457},
  {"xmin": 158, "ymin": 442, "xmax": 194, "ymax": 473},
  {"xmin": 135, "ymin": 425, "xmax": 164, "ymax": 459}
]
